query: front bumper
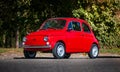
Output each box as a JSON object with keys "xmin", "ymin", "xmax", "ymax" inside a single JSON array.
[{"xmin": 23, "ymin": 45, "xmax": 51, "ymax": 48}]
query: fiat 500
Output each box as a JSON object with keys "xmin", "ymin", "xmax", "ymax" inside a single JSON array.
[{"xmin": 23, "ymin": 18, "xmax": 99, "ymax": 59}]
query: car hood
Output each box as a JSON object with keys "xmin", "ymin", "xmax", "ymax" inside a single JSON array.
[{"xmin": 27, "ymin": 29, "xmax": 65, "ymax": 36}]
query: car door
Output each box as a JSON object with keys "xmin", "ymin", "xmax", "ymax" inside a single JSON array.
[
  {"xmin": 82, "ymin": 22, "xmax": 93, "ymax": 52},
  {"xmin": 66, "ymin": 21, "xmax": 83, "ymax": 52}
]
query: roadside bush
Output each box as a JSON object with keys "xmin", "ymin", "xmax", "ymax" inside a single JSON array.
[{"xmin": 72, "ymin": 0, "xmax": 120, "ymax": 48}]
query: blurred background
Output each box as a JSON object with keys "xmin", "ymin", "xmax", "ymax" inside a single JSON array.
[{"xmin": 0, "ymin": 0, "xmax": 120, "ymax": 49}]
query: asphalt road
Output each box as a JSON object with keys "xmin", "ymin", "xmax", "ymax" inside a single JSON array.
[{"xmin": 0, "ymin": 56, "xmax": 120, "ymax": 72}]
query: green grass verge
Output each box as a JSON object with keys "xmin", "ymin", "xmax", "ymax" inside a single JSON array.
[
  {"xmin": 100, "ymin": 48, "xmax": 120, "ymax": 55},
  {"xmin": 0, "ymin": 49, "xmax": 8, "ymax": 54},
  {"xmin": 0, "ymin": 48, "xmax": 23, "ymax": 54}
]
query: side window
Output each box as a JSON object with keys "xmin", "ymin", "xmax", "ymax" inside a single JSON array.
[
  {"xmin": 82, "ymin": 23, "xmax": 91, "ymax": 33},
  {"xmin": 68, "ymin": 22, "xmax": 72, "ymax": 30},
  {"xmin": 68, "ymin": 21, "xmax": 81, "ymax": 31}
]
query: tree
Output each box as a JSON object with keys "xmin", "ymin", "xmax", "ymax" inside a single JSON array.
[{"xmin": 72, "ymin": 0, "xmax": 120, "ymax": 48}]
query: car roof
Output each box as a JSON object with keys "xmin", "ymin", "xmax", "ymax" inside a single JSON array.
[
  {"xmin": 46, "ymin": 17, "xmax": 91, "ymax": 30},
  {"xmin": 48, "ymin": 17, "xmax": 87, "ymax": 23}
]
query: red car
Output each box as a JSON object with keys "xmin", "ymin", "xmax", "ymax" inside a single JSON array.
[{"xmin": 23, "ymin": 18, "xmax": 99, "ymax": 59}]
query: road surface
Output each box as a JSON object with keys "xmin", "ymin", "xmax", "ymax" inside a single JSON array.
[{"xmin": 0, "ymin": 55, "xmax": 120, "ymax": 72}]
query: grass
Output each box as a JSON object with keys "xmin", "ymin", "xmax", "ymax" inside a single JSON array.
[
  {"xmin": 100, "ymin": 48, "xmax": 120, "ymax": 55},
  {"xmin": 0, "ymin": 48, "xmax": 23, "ymax": 54},
  {"xmin": 0, "ymin": 49, "xmax": 8, "ymax": 54}
]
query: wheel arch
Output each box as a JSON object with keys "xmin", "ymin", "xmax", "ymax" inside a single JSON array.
[
  {"xmin": 87, "ymin": 42, "xmax": 99, "ymax": 53},
  {"xmin": 56, "ymin": 40, "xmax": 66, "ymax": 48},
  {"xmin": 92, "ymin": 42, "xmax": 100, "ymax": 49}
]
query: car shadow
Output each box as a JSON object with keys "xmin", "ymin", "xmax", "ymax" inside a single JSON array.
[
  {"xmin": 14, "ymin": 57, "xmax": 89, "ymax": 59},
  {"xmin": 14, "ymin": 55, "xmax": 120, "ymax": 59},
  {"xmin": 98, "ymin": 56, "xmax": 120, "ymax": 58},
  {"xmin": 14, "ymin": 57, "xmax": 54, "ymax": 59}
]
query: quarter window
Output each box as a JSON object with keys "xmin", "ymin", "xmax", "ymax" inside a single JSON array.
[{"xmin": 82, "ymin": 23, "xmax": 91, "ymax": 33}]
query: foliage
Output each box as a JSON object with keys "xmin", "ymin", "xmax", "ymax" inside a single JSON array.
[
  {"xmin": 0, "ymin": 0, "xmax": 119, "ymax": 48},
  {"xmin": 72, "ymin": 0, "xmax": 120, "ymax": 48}
]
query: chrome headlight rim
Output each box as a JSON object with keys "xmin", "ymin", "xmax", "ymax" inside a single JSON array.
[
  {"xmin": 44, "ymin": 36, "xmax": 48, "ymax": 42},
  {"xmin": 23, "ymin": 37, "xmax": 27, "ymax": 42}
]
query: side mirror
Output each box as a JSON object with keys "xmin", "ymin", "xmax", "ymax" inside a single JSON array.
[{"xmin": 67, "ymin": 28, "xmax": 72, "ymax": 32}]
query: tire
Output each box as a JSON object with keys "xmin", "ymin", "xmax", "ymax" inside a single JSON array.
[
  {"xmin": 52, "ymin": 42, "xmax": 66, "ymax": 59},
  {"xmin": 24, "ymin": 50, "xmax": 36, "ymax": 58},
  {"xmin": 88, "ymin": 44, "xmax": 99, "ymax": 59},
  {"xmin": 64, "ymin": 53, "xmax": 71, "ymax": 59}
]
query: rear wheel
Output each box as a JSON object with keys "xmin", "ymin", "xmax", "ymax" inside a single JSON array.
[
  {"xmin": 24, "ymin": 50, "xmax": 36, "ymax": 58},
  {"xmin": 52, "ymin": 42, "xmax": 66, "ymax": 59},
  {"xmin": 88, "ymin": 44, "xmax": 99, "ymax": 59}
]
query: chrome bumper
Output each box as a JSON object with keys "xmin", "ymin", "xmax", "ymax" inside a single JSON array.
[{"xmin": 23, "ymin": 45, "xmax": 51, "ymax": 48}]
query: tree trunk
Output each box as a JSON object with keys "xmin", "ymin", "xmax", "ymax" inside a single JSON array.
[
  {"xmin": 3, "ymin": 34, "xmax": 5, "ymax": 47},
  {"xmin": 16, "ymin": 30, "xmax": 19, "ymax": 48}
]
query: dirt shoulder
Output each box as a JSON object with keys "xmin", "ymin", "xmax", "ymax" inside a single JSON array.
[{"xmin": 0, "ymin": 48, "xmax": 120, "ymax": 60}]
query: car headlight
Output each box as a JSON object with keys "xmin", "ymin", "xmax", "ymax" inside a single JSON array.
[
  {"xmin": 44, "ymin": 36, "xmax": 48, "ymax": 42},
  {"xmin": 23, "ymin": 37, "xmax": 27, "ymax": 42}
]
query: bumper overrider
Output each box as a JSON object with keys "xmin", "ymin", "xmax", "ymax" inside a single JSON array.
[{"xmin": 23, "ymin": 45, "xmax": 51, "ymax": 48}]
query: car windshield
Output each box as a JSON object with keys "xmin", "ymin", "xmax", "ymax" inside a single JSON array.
[{"xmin": 41, "ymin": 19, "xmax": 66, "ymax": 30}]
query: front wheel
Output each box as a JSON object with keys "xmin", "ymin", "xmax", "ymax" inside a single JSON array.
[
  {"xmin": 24, "ymin": 50, "xmax": 36, "ymax": 58},
  {"xmin": 64, "ymin": 53, "xmax": 71, "ymax": 59},
  {"xmin": 52, "ymin": 42, "xmax": 66, "ymax": 59},
  {"xmin": 88, "ymin": 44, "xmax": 99, "ymax": 59}
]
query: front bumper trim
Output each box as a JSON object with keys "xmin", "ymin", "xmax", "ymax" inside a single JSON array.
[{"xmin": 23, "ymin": 45, "xmax": 51, "ymax": 48}]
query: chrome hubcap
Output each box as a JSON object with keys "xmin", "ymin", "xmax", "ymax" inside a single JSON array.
[
  {"xmin": 57, "ymin": 45, "xmax": 65, "ymax": 57},
  {"xmin": 92, "ymin": 46, "xmax": 98, "ymax": 57}
]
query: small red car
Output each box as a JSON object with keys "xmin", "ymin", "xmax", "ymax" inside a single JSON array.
[{"xmin": 23, "ymin": 18, "xmax": 99, "ymax": 59}]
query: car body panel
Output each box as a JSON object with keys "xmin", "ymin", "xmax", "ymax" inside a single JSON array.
[{"xmin": 23, "ymin": 18, "xmax": 99, "ymax": 53}]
